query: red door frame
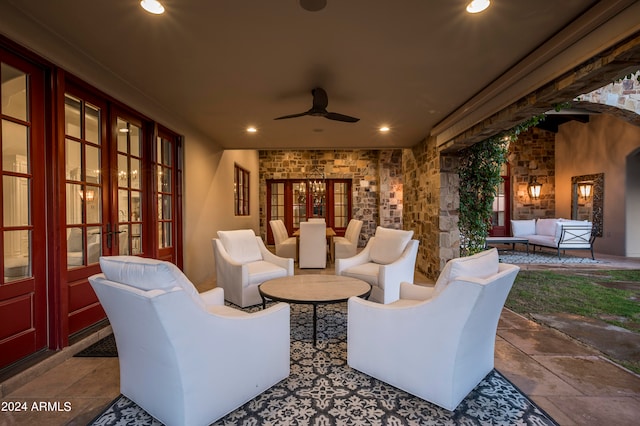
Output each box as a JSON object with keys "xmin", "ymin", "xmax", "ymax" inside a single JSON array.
[{"xmin": 0, "ymin": 49, "xmax": 48, "ymax": 366}]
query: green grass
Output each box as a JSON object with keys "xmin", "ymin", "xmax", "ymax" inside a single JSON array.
[
  {"xmin": 507, "ymin": 270, "xmax": 640, "ymax": 331},
  {"xmin": 506, "ymin": 269, "xmax": 640, "ymax": 373}
]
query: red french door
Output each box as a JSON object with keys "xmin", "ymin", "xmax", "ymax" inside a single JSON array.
[
  {"xmin": 266, "ymin": 179, "xmax": 352, "ymax": 244},
  {"xmin": 0, "ymin": 53, "xmax": 47, "ymax": 368},
  {"xmin": 63, "ymin": 87, "xmax": 111, "ymax": 336},
  {"xmin": 63, "ymin": 91, "xmax": 155, "ymax": 335},
  {"xmin": 489, "ymin": 164, "xmax": 511, "ymax": 237}
]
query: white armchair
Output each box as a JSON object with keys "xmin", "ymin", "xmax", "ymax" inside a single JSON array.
[
  {"xmin": 347, "ymin": 248, "xmax": 519, "ymax": 411},
  {"xmin": 336, "ymin": 226, "xmax": 418, "ymax": 304},
  {"xmin": 334, "ymin": 219, "xmax": 363, "ymax": 259},
  {"xmin": 89, "ymin": 256, "xmax": 290, "ymax": 426},
  {"xmin": 212, "ymin": 229, "xmax": 294, "ymax": 307},
  {"xmin": 269, "ymin": 219, "xmax": 297, "ymax": 260},
  {"xmin": 299, "ymin": 221, "xmax": 327, "ymax": 268}
]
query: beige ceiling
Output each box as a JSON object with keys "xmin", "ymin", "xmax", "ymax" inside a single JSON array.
[{"xmin": 2, "ymin": 0, "xmax": 639, "ymax": 150}]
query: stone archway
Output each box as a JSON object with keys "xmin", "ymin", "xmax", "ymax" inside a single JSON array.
[{"xmin": 405, "ymin": 33, "xmax": 640, "ymax": 280}]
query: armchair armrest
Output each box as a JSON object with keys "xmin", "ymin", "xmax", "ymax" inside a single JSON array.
[
  {"xmin": 257, "ymin": 237, "xmax": 294, "ymax": 275},
  {"xmin": 199, "ymin": 287, "xmax": 225, "ymax": 306},
  {"xmin": 399, "ymin": 282, "xmax": 435, "ymax": 301},
  {"xmin": 335, "ymin": 238, "xmax": 374, "ymax": 275},
  {"xmin": 377, "ymin": 240, "xmax": 419, "ymax": 303}
]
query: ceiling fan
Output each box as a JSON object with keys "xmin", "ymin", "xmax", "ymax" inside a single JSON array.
[{"xmin": 274, "ymin": 88, "xmax": 360, "ymax": 123}]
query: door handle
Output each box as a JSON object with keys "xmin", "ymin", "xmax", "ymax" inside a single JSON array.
[{"xmin": 105, "ymin": 224, "xmax": 126, "ymax": 249}]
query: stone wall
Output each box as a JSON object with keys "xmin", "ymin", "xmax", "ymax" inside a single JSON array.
[
  {"xmin": 508, "ymin": 127, "xmax": 557, "ymax": 220},
  {"xmin": 403, "ymin": 127, "xmax": 557, "ymax": 281},
  {"xmin": 402, "ymin": 136, "xmax": 459, "ymax": 279},
  {"xmin": 258, "ymin": 149, "xmax": 403, "ymax": 246},
  {"xmin": 378, "ymin": 150, "xmax": 404, "ymax": 229},
  {"xmin": 578, "ymin": 71, "xmax": 640, "ymax": 116}
]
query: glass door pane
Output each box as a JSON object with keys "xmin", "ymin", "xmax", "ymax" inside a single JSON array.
[
  {"xmin": 64, "ymin": 94, "xmax": 103, "ymax": 268},
  {"xmin": 334, "ymin": 182, "xmax": 348, "ymax": 228},
  {"xmin": 292, "ymin": 181, "xmax": 306, "ymax": 228},
  {"xmin": 116, "ymin": 118, "xmax": 143, "ymax": 255},
  {"xmin": 2, "ymin": 64, "xmax": 31, "ymax": 281},
  {"xmin": 157, "ymin": 135, "xmax": 173, "ymax": 249}
]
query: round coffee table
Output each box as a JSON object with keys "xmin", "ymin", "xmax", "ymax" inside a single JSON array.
[{"xmin": 259, "ymin": 275, "xmax": 371, "ymax": 346}]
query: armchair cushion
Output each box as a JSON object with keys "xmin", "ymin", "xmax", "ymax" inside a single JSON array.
[
  {"xmin": 369, "ymin": 227, "xmax": 414, "ymax": 265},
  {"xmin": 246, "ymin": 261, "xmax": 292, "ymax": 285},
  {"xmin": 217, "ymin": 230, "xmax": 262, "ymax": 263},
  {"xmin": 338, "ymin": 262, "xmax": 379, "ymax": 286}
]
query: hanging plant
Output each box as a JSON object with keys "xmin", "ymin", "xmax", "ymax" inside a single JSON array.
[{"xmin": 458, "ymin": 113, "xmax": 546, "ymax": 256}]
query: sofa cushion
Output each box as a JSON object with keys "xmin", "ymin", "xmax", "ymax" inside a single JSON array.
[
  {"xmin": 434, "ymin": 248, "xmax": 499, "ymax": 294},
  {"xmin": 535, "ymin": 218, "xmax": 558, "ymax": 236},
  {"xmin": 217, "ymin": 230, "xmax": 262, "ymax": 263},
  {"xmin": 99, "ymin": 256, "xmax": 204, "ymax": 307},
  {"xmin": 511, "ymin": 219, "xmax": 536, "ymax": 237},
  {"xmin": 369, "ymin": 227, "xmax": 413, "ymax": 265}
]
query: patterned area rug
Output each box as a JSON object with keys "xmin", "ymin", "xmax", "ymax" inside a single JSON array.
[
  {"xmin": 89, "ymin": 303, "xmax": 558, "ymax": 425},
  {"xmin": 497, "ymin": 248, "xmax": 600, "ymax": 264}
]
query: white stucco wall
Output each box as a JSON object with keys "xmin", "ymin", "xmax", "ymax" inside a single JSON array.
[
  {"xmin": 556, "ymin": 114, "xmax": 640, "ymax": 257},
  {"xmin": 183, "ymin": 148, "xmax": 260, "ymax": 286}
]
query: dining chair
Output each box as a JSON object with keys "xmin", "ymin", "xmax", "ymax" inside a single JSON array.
[
  {"xmin": 298, "ymin": 221, "xmax": 327, "ymax": 268},
  {"xmin": 269, "ymin": 219, "xmax": 297, "ymax": 260},
  {"xmin": 334, "ymin": 219, "xmax": 363, "ymax": 259}
]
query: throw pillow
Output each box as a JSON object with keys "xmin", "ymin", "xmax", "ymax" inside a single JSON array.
[
  {"xmin": 510, "ymin": 219, "xmax": 535, "ymax": 237},
  {"xmin": 535, "ymin": 218, "xmax": 558, "ymax": 236},
  {"xmin": 369, "ymin": 226, "xmax": 413, "ymax": 265}
]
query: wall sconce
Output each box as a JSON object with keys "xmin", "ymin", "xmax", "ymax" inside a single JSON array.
[
  {"xmin": 577, "ymin": 182, "xmax": 593, "ymax": 200},
  {"xmin": 527, "ymin": 177, "xmax": 542, "ymax": 200}
]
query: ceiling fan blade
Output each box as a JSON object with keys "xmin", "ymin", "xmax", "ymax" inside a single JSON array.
[
  {"xmin": 274, "ymin": 112, "xmax": 309, "ymax": 120},
  {"xmin": 311, "ymin": 88, "xmax": 329, "ymax": 110},
  {"xmin": 325, "ymin": 112, "xmax": 360, "ymax": 123}
]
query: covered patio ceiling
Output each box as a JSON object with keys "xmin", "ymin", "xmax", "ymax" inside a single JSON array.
[{"xmin": 1, "ymin": 0, "xmax": 639, "ymax": 150}]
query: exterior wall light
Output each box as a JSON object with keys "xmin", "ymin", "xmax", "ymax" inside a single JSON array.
[{"xmin": 528, "ymin": 177, "xmax": 542, "ymax": 200}]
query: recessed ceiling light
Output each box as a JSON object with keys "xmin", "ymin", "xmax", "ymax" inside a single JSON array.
[
  {"xmin": 140, "ymin": 0, "xmax": 165, "ymax": 15},
  {"xmin": 379, "ymin": 126, "xmax": 390, "ymax": 132},
  {"xmin": 466, "ymin": 0, "xmax": 490, "ymax": 14},
  {"xmin": 246, "ymin": 126, "xmax": 257, "ymax": 133}
]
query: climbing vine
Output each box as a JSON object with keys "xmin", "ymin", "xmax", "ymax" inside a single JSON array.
[{"xmin": 458, "ymin": 113, "xmax": 547, "ymax": 256}]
